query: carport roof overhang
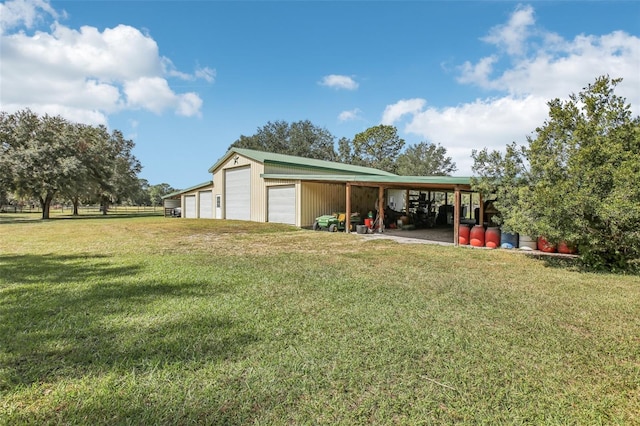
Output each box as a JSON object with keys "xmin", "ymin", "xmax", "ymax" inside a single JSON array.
[
  {"xmin": 261, "ymin": 174, "xmax": 473, "ymax": 191},
  {"xmin": 161, "ymin": 180, "xmax": 213, "ymax": 199},
  {"xmin": 262, "ymin": 173, "xmax": 479, "ymax": 247}
]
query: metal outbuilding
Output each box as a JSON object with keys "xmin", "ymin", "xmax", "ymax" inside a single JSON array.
[
  {"xmin": 207, "ymin": 148, "xmax": 395, "ymax": 226},
  {"xmin": 201, "ymin": 148, "xmax": 479, "ymax": 245},
  {"xmin": 162, "ymin": 181, "xmax": 214, "ymax": 219}
]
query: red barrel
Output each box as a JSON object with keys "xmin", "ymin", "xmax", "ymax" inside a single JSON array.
[
  {"xmin": 459, "ymin": 224, "xmax": 470, "ymax": 245},
  {"xmin": 470, "ymin": 225, "xmax": 485, "ymax": 247},
  {"xmin": 558, "ymin": 241, "xmax": 577, "ymax": 254},
  {"xmin": 485, "ymin": 227, "xmax": 501, "ymax": 249},
  {"xmin": 537, "ymin": 236, "xmax": 557, "ymax": 253}
]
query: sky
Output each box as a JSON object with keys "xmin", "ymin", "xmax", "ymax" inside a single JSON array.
[{"xmin": 1, "ymin": 0, "xmax": 639, "ymax": 190}]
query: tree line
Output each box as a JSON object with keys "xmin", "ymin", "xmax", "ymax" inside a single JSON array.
[
  {"xmin": 229, "ymin": 121, "xmax": 457, "ymax": 176},
  {"xmin": 1, "ymin": 111, "xmax": 456, "ymax": 221},
  {"xmin": 0, "ymin": 109, "xmax": 176, "ymax": 219}
]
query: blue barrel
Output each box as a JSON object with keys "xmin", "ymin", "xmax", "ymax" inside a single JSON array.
[{"xmin": 500, "ymin": 231, "xmax": 519, "ymax": 249}]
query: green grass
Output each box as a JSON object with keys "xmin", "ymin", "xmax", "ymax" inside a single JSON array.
[{"xmin": 1, "ymin": 214, "xmax": 638, "ymax": 424}]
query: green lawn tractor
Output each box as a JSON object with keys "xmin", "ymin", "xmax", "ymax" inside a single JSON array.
[{"xmin": 313, "ymin": 212, "xmax": 363, "ymax": 232}]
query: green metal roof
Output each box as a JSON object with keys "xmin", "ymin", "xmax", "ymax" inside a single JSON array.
[
  {"xmin": 161, "ymin": 181, "xmax": 213, "ymax": 199},
  {"xmin": 208, "ymin": 147, "xmax": 397, "ymax": 176},
  {"xmin": 261, "ymin": 174, "xmax": 472, "ymax": 188}
]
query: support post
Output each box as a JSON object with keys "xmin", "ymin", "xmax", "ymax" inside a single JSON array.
[
  {"xmin": 378, "ymin": 186, "xmax": 385, "ymax": 233},
  {"xmin": 346, "ymin": 183, "xmax": 352, "ymax": 233},
  {"xmin": 454, "ymin": 187, "xmax": 461, "ymax": 246},
  {"xmin": 479, "ymin": 192, "xmax": 484, "ymax": 227},
  {"xmin": 405, "ymin": 189, "xmax": 409, "ymax": 214}
]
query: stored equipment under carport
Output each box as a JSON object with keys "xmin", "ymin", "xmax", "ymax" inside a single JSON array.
[{"xmin": 313, "ymin": 213, "xmax": 363, "ymax": 232}]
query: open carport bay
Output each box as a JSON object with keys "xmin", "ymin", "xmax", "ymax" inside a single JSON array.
[{"xmin": 360, "ymin": 226, "xmax": 455, "ymax": 245}]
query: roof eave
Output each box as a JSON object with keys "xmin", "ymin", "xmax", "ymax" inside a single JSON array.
[{"xmin": 161, "ymin": 180, "xmax": 213, "ymax": 198}]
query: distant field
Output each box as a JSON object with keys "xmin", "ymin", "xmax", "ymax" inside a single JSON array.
[{"xmin": 1, "ymin": 215, "xmax": 638, "ymax": 424}]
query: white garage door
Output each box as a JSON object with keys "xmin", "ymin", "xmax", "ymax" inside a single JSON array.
[
  {"xmin": 225, "ymin": 166, "xmax": 251, "ymax": 220},
  {"xmin": 184, "ymin": 195, "xmax": 197, "ymax": 219},
  {"xmin": 268, "ymin": 185, "xmax": 296, "ymax": 225},
  {"xmin": 198, "ymin": 191, "xmax": 213, "ymax": 219}
]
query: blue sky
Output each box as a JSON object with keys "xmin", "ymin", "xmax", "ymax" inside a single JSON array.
[{"xmin": 1, "ymin": 0, "xmax": 639, "ymax": 189}]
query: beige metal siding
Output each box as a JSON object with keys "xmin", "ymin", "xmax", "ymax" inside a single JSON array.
[
  {"xmin": 298, "ymin": 183, "xmax": 379, "ymax": 227},
  {"xmin": 300, "ymin": 182, "xmax": 345, "ymax": 227},
  {"xmin": 209, "ymin": 152, "xmax": 381, "ymax": 226},
  {"xmin": 211, "ymin": 153, "xmax": 266, "ymax": 222},
  {"xmin": 250, "ymin": 162, "xmax": 266, "ymax": 222}
]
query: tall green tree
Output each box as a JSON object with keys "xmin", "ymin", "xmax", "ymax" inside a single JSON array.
[
  {"xmin": 0, "ymin": 109, "xmax": 143, "ymax": 218},
  {"xmin": 472, "ymin": 76, "xmax": 640, "ymax": 271},
  {"xmin": 342, "ymin": 125, "xmax": 405, "ymax": 173},
  {"xmin": 0, "ymin": 110, "xmax": 81, "ymax": 219},
  {"xmin": 97, "ymin": 130, "xmax": 142, "ymax": 214},
  {"xmin": 148, "ymin": 183, "xmax": 176, "ymax": 206},
  {"xmin": 129, "ymin": 178, "xmax": 152, "ymax": 206},
  {"xmin": 337, "ymin": 136, "xmax": 354, "ymax": 165},
  {"xmin": 229, "ymin": 120, "xmax": 337, "ymax": 161},
  {"xmin": 61, "ymin": 123, "xmax": 111, "ymax": 215},
  {"xmin": 396, "ymin": 141, "xmax": 457, "ymax": 176}
]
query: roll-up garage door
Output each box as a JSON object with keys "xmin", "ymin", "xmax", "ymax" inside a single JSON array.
[
  {"xmin": 184, "ymin": 195, "xmax": 197, "ymax": 219},
  {"xmin": 268, "ymin": 185, "xmax": 296, "ymax": 225},
  {"xmin": 198, "ymin": 191, "xmax": 213, "ymax": 219},
  {"xmin": 225, "ymin": 166, "xmax": 251, "ymax": 220}
]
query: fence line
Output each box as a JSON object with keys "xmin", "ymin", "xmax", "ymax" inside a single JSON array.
[{"xmin": 1, "ymin": 205, "xmax": 162, "ymax": 214}]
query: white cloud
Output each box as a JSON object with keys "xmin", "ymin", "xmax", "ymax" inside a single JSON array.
[
  {"xmin": 457, "ymin": 56, "xmax": 499, "ymax": 89},
  {"xmin": 319, "ymin": 74, "xmax": 359, "ymax": 90},
  {"xmin": 195, "ymin": 66, "xmax": 216, "ymax": 83},
  {"xmin": 381, "ymin": 99, "xmax": 426, "ymax": 125},
  {"xmin": 176, "ymin": 93, "xmax": 203, "ymax": 117},
  {"xmin": 402, "ymin": 95, "xmax": 548, "ymax": 176},
  {"xmin": 458, "ymin": 8, "xmax": 640, "ymax": 102},
  {"xmin": 124, "ymin": 77, "xmax": 177, "ymax": 113},
  {"xmin": 0, "ymin": 0, "xmax": 60, "ymax": 34},
  {"xmin": 0, "ymin": 0, "xmax": 213, "ymax": 125},
  {"xmin": 482, "ymin": 4, "xmax": 536, "ymax": 57},
  {"xmin": 385, "ymin": 5, "xmax": 640, "ymax": 176},
  {"xmin": 338, "ymin": 108, "xmax": 363, "ymax": 122}
]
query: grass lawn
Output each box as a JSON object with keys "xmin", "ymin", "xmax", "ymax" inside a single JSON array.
[{"xmin": 1, "ymin": 214, "xmax": 638, "ymax": 424}]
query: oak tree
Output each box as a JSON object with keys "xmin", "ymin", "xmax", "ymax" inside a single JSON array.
[{"xmin": 472, "ymin": 76, "xmax": 640, "ymax": 271}]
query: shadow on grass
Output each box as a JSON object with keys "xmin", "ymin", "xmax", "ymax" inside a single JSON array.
[
  {"xmin": 0, "ymin": 213, "xmax": 42, "ymax": 224},
  {"xmin": 0, "ymin": 253, "xmax": 258, "ymax": 392},
  {"xmin": 0, "ymin": 254, "xmax": 138, "ymax": 285},
  {"xmin": 530, "ymin": 254, "xmax": 582, "ymax": 271},
  {"xmin": 0, "ymin": 212, "xmax": 162, "ymax": 225},
  {"xmin": 51, "ymin": 212, "xmax": 163, "ymax": 220},
  {"xmin": 525, "ymin": 252, "xmax": 640, "ymax": 275}
]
